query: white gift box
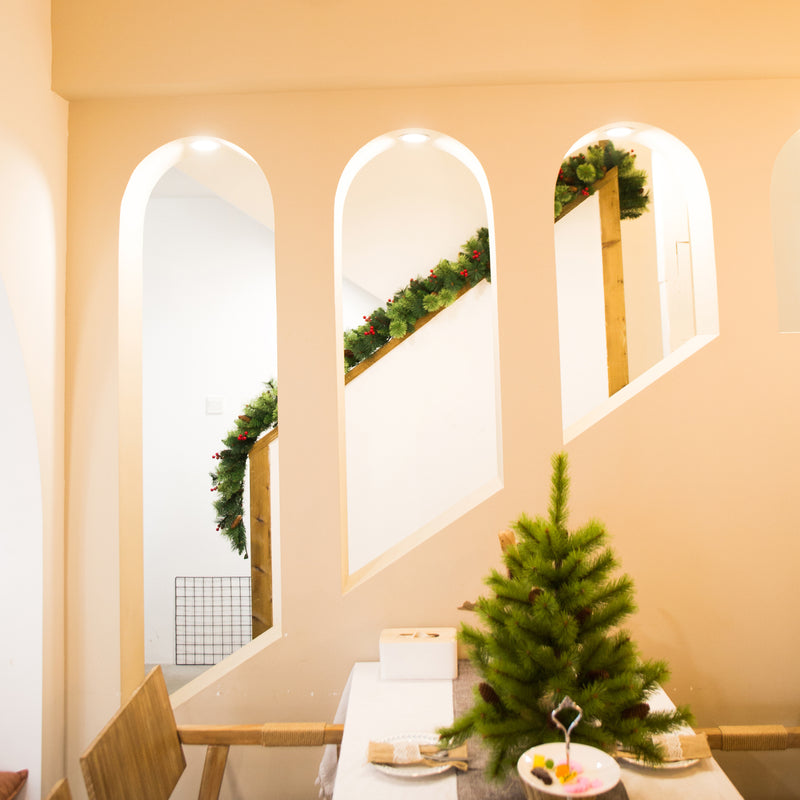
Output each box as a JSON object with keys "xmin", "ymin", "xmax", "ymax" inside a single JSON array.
[{"xmin": 379, "ymin": 627, "xmax": 458, "ymax": 680}]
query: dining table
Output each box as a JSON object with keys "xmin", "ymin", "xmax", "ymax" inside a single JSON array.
[{"xmin": 322, "ymin": 661, "xmax": 745, "ymax": 800}]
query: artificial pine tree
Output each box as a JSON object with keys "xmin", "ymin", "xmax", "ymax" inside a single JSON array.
[{"xmin": 438, "ymin": 452, "xmax": 692, "ymax": 779}]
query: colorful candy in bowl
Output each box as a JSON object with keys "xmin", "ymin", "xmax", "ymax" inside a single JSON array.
[{"xmin": 517, "ymin": 742, "xmax": 620, "ymax": 797}]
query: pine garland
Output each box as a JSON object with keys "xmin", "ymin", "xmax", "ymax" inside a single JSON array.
[
  {"xmin": 342, "ymin": 228, "xmax": 491, "ymax": 370},
  {"xmin": 211, "ymin": 142, "xmax": 651, "ymax": 556},
  {"xmin": 555, "ymin": 141, "xmax": 649, "ymax": 220},
  {"xmin": 210, "ymin": 380, "xmax": 278, "ymax": 557},
  {"xmin": 437, "ymin": 453, "xmax": 692, "ymax": 780},
  {"xmin": 211, "ymin": 228, "xmax": 491, "ymax": 555}
]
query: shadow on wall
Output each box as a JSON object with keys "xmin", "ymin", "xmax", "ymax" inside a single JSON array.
[{"xmin": 0, "ymin": 274, "xmax": 44, "ymax": 796}]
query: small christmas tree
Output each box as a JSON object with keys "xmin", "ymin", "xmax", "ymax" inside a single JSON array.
[{"xmin": 439, "ymin": 452, "xmax": 692, "ymax": 779}]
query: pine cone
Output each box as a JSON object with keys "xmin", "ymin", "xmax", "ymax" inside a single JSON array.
[
  {"xmin": 621, "ymin": 702, "xmax": 650, "ymax": 720},
  {"xmin": 479, "ymin": 682, "xmax": 501, "ymax": 707},
  {"xmin": 584, "ymin": 669, "xmax": 610, "ymax": 684},
  {"xmin": 529, "ymin": 587, "xmax": 543, "ymax": 604},
  {"xmin": 575, "ymin": 607, "xmax": 592, "ymax": 625}
]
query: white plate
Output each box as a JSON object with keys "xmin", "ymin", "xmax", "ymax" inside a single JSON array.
[
  {"xmin": 618, "ymin": 754, "xmax": 699, "ymax": 770},
  {"xmin": 517, "ymin": 742, "xmax": 621, "ymax": 797},
  {"xmin": 372, "ymin": 733, "xmax": 454, "ymax": 779}
]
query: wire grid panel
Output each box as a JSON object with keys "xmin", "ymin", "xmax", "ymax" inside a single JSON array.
[{"xmin": 175, "ymin": 576, "xmax": 252, "ymax": 665}]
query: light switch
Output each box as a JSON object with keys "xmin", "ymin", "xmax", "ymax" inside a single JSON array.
[{"xmin": 205, "ymin": 396, "xmax": 224, "ymax": 415}]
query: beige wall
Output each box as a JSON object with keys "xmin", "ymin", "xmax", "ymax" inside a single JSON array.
[
  {"xmin": 63, "ymin": 81, "xmax": 800, "ymax": 799},
  {"xmin": 50, "ymin": 0, "xmax": 800, "ymax": 96},
  {"xmin": 0, "ymin": 0, "xmax": 68, "ymax": 794}
]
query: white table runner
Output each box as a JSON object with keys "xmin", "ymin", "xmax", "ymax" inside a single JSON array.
[{"xmin": 331, "ymin": 662, "xmax": 458, "ymax": 800}]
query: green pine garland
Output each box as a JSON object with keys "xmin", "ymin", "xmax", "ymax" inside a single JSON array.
[
  {"xmin": 555, "ymin": 141, "xmax": 649, "ymax": 220},
  {"xmin": 211, "ymin": 142, "xmax": 651, "ymax": 556},
  {"xmin": 438, "ymin": 453, "xmax": 691, "ymax": 780},
  {"xmin": 211, "ymin": 228, "xmax": 491, "ymax": 555},
  {"xmin": 342, "ymin": 228, "xmax": 491, "ymax": 370},
  {"xmin": 209, "ymin": 380, "xmax": 278, "ymax": 557}
]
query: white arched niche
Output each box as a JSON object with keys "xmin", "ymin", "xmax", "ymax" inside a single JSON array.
[
  {"xmin": 120, "ymin": 136, "xmax": 281, "ymax": 694},
  {"xmin": 554, "ymin": 122, "xmax": 719, "ymax": 438},
  {"xmin": 771, "ymin": 129, "xmax": 800, "ymax": 332},
  {"xmin": 334, "ymin": 129, "xmax": 502, "ymax": 588}
]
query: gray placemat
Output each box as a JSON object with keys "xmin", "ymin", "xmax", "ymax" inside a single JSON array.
[{"xmin": 454, "ymin": 660, "xmax": 629, "ymax": 800}]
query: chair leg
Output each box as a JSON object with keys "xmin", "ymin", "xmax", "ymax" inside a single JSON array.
[{"xmin": 198, "ymin": 744, "xmax": 230, "ymax": 800}]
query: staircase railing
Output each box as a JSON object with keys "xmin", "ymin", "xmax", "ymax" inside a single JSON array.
[
  {"xmin": 247, "ymin": 162, "xmax": 631, "ymax": 636},
  {"xmin": 556, "ymin": 165, "xmax": 629, "ymax": 396},
  {"xmin": 247, "ymin": 281, "xmax": 477, "ymax": 637}
]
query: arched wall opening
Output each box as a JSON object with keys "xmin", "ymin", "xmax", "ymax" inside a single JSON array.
[
  {"xmin": 119, "ymin": 137, "xmax": 280, "ymax": 696},
  {"xmin": 334, "ymin": 130, "xmax": 502, "ymax": 589},
  {"xmin": 554, "ymin": 122, "xmax": 719, "ymax": 438}
]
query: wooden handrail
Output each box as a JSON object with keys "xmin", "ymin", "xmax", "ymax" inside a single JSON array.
[
  {"xmin": 179, "ymin": 722, "xmax": 344, "ymax": 799},
  {"xmin": 178, "ymin": 723, "xmax": 345, "ymax": 747},
  {"xmin": 342, "ymin": 282, "xmax": 472, "ymax": 385},
  {"xmin": 694, "ymin": 725, "xmax": 800, "ymax": 750},
  {"xmin": 248, "ymin": 425, "xmax": 278, "ymax": 459},
  {"xmin": 554, "ymin": 165, "xmax": 619, "ymax": 222},
  {"xmin": 555, "ymin": 165, "xmax": 628, "ymax": 396}
]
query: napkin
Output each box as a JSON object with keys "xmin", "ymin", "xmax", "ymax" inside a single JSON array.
[
  {"xmin": 618, "ymin": 733, "xmax": 711, "ymax": 762},
  {"xmin": 368, "ymin": 740, "xmax": 469, "ymax": 768},
  {"xmin": 654, "ymin": 733, "xmax": 711, "ymax": 761}
]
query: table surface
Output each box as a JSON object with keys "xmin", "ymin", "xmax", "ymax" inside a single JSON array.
[{"xmin": 330, "ymin": 662, "xmax": 745, "ymax": 800}]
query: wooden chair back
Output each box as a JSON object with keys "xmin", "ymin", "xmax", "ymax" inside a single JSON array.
[
  {"xmin": 80, "ymin": 666, "xmax": 186, "ymax": 800},
  {"xmin": 45, "ymin": 778, "xmax": 72, "ymax": 800}
]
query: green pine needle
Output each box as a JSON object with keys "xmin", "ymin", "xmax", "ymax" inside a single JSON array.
[{"xmin": 438, "ymin": 452, "xmax": 692, "ymax": 780}]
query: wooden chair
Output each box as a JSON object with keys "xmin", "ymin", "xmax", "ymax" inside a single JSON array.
[
  {"xmin": 45, "ymin": 778, "xmax": 72, "ymax": 800},
  {"xmin": 80, "ymin": 665, "xmax": 343, "ymax": 800}
]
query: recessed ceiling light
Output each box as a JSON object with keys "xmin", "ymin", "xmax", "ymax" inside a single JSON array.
[
  {"xmin": 190, "ymin": 138, "xmax": 221, "ymax": 152},
  {"xmin": 398, "ymin": 132, "xmax": 430, "ymax": 144},
  {"xmin": 604, "ymin": 126, "xmax": 634, "ymax": 138}
]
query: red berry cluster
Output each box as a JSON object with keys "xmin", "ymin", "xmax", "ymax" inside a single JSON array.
[
  {"xmin": 210, "ymin": 486, "xmax": 218, "ymax": 492},
  {"xmin": 471, "ymin": 250, "xmax": 481, "ymax": 260},
  {"xmin": 362, "ymin": 315, "xmax": 376, "ymax": 336},
  {"xmin": 212, "ymin": 452, "xmax": 221, "ymax": 460},
  {"xmin": 581, "ymin": 187, "xmax": 590, "ymax": 196},
  {"xmin": 237, "ymin": 431, "xmax": 249, "ymax": 441},
  {"xmin": 460, "ymin": 269, "xmax": 469, "ymax": 278}
]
